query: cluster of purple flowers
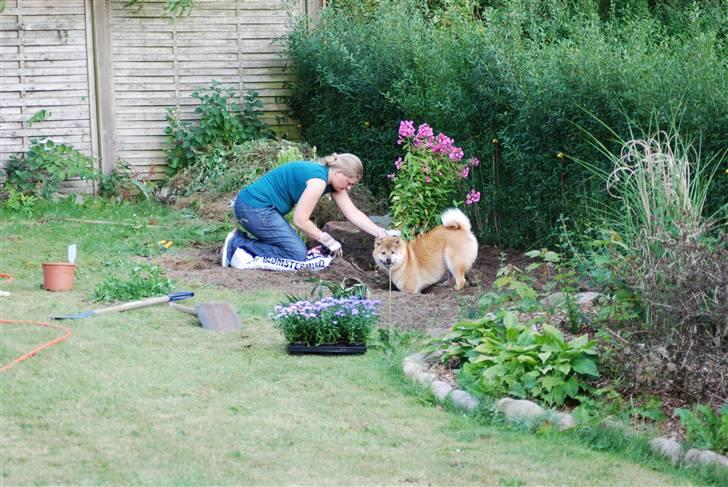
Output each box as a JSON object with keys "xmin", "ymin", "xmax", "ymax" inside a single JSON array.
[
  {"xmin": 272, "ymin": 296, "xmax": 380, "ymax": 345},
  {"xmin": 273, "ymin": 297, "xmax": 379, "ymax": 322}
]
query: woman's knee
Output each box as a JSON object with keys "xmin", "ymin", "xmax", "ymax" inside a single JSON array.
[{"xmin": 284, "ymin": 241, "xmax": 308, "ymax": 261}]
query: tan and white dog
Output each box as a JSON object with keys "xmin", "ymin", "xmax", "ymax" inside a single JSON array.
[{"xmin": 372, "ymin": 208, "xmax": 478, "ymax": 293}]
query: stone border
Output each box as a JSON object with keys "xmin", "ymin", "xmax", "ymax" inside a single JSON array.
[{"xmin": 403, "ymin": 352, "xmax": 728, "ymax": 470}]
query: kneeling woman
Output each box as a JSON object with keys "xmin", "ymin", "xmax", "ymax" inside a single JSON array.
[{"xmin": 221, "ymin": 153, "xmax": 393, "ymax": 266}]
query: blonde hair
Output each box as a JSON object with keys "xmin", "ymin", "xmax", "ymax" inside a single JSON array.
[{"xmin": 322, "ymin": 153, "xmax": 363, "ymax": 179}]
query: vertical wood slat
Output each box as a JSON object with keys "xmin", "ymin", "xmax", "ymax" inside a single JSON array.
[
  {"xmin": 0, "ymin": 0, "xmax": 96, "ymax": 193},
  {"xmin": 90, "ymin": 0, "xmax": 116, "ymax": 176}
]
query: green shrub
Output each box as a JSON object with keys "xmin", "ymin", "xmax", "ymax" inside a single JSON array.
[
  {"xmin": 286, "ymin": 0, "xmax": 727, "ymax": 247},
  {"xmin": 91, "ymin": 263, "xmax": 174, "ymax": 303},
  {"xmin": 162, "ymin": 139, "xmax": 315, "ymax": 197},
  {"xmin": 675, "ymin": 404, "xmax": 728, "ymax": 455},
  {"xmin": 5, "ymin": 138, "xmax": 97, "ymax": 198},
  {"xmin": 434, "ymin": 311, "xmax": 600, "ymax": 406},
  {"xmin": 165, "ymin": 81, "xmax": 273, "ymax": 174}
]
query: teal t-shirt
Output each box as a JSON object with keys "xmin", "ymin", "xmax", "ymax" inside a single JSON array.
[{"xmin": 238, "ymin": 161, "xmax": 332, "ymax": 215}]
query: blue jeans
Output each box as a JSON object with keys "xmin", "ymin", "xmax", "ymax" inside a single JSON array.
[{"xmin": 231, "ymin": 198, "xmax": 308, "ymax": 261}]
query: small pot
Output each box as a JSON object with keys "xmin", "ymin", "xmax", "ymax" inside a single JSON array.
[
  {"xmin": 42, "ymin": 262, "xmax": 76, "ymax": 292},
  {"xmin": 286, "ymin": 343, "xmax": 367, "ymax": 355}
]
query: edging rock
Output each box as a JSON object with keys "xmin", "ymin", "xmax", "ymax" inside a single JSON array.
[
  {"xmin": 684, "ymin": 448, "xmax": 728, "ymax": 469},
  {"xmin": 650, "ymin": 437, "xmax": 684, "ymax": 465},
  {"xmin": 402, "ymin": 353, "xmax": 728, "ymax": 472}
]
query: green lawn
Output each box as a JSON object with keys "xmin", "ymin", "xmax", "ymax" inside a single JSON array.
[{"xmin": 0, "ymin": 201, "xmax": 711, "ymax": 485}]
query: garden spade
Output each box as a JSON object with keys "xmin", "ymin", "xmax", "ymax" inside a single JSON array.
[
  {"xmin": 51, "ymin": 291, "xmax": 194, "ymax": 320},
  {"xmin": 168, "ymin": 302, "xmax": 241, "ymax": 332}
]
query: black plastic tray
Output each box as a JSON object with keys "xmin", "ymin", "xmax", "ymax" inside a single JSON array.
[{"xmin": 286, "ymin": 343, "xmax": 367, "ymax": 355}]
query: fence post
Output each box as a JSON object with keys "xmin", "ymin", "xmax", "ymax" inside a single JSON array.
[{"xmin": 90, "ymin": 0, "xmax": 117, "ymax": 177}]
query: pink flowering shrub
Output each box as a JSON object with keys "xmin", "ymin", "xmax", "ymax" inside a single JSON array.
[{"xmin": 389, "ymin": 121, "xmax": 481, "ymax": 237}]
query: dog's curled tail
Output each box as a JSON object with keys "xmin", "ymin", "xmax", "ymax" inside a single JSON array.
[{"xmin": 440, "ymin": 208, "xmax": 472, "ymax": 232}]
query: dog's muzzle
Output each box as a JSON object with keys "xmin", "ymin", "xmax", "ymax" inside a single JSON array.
[{"xmin": 380, "ymin": 258, "xmax": 393, "ymax": 268}]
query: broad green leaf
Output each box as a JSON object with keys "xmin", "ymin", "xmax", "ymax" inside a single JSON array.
[
  {"xmin": 564, "ymin": 376, "xmax": 580, "ymax": 397},
  {"xmin": 503, "ymin": 311, "xmax": 520, "ymax": 329},
  {"xmin": 516, "ymin": 355, "xmax": 538, "ymax": 365},
  {"xmin": 572, "ymin": 357, "xmax": 599, "ymax": 377},
  {"xmin": 542, "ymin": 325, "xmax": 564, "ymax": 343},
  {"xmin": 543, "ymin": 251, "xmax": 560, "ymax": 262},
  {"xmin": 537, "ymin": 351, "xmax": 552, "ymax": 363},
  {"xmin": 541, "ymin": 376, "xmax": 565, "ymax": 390},
  {"xmin": 568, "ymin": 334, "xmax": 589, "ymax": 349}
]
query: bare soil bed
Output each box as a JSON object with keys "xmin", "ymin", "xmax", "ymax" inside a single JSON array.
[{"xmin": 157, "ymin": 225, "xmax": 529, "ymax": 336}]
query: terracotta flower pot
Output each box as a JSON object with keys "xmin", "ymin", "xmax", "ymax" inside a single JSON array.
[{"xmin": 42, "ymin": 262, "xmax": 76, "ymax": 292}]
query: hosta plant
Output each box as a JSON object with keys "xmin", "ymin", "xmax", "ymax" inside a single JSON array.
[
  {"xmin": 388, "ymin": 121, "xmax": 481, "ymax": 238},
  {"xmin": 272, "ymin": 297, "xmax": 380, "ymax": 346},
  {"xmin": 434, "ymin": 310, "xmax": 600, "ymax": 406}
]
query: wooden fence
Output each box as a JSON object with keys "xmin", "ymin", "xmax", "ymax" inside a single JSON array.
[{"xmin": 0, "ymin": 0, "xmax": 323, "ymax": 192}]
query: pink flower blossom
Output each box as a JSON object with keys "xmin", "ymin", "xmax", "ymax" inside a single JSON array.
[
  {"xmin": 394, "ymin": 157, "xmax": 403, "ymax": 170},
  {"xmin": 449, "ymin": 147, "xmax": 464, "ymax": 161},
  {"xmin": 398, "ymin": 120, "xmax": 415, "ymax": 140},
  {"xmin": 422, "ymin": 165, "xmax": 430, "ymax": 174},
  {"xmin": 468, "ymin": 157, "xmax": 480, "ymax": 167},
  {"xmin": 386, "ymin": 173, "xmax": 394, "ymax": 180},
  {"xmin": 417, "ymin": 123, "xmax": 433, "ymax": 139},
  {"xmin": 465, "ymin": 189, "xmax": 481, "ymax": 205},
  {"xmin": 425, "ymin": 176, "xmax": 432, "ymax": 183},
  {"xmin": 460, "ymin": 166, "xmax": 469, "ymax": 178}
]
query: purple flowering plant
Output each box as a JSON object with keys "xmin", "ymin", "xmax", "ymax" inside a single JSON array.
[
  {"xmin": 272, "ymin": 296, "xmax": 380, "ymax": 346},
  {"xmin": 389, "ymin": 121, "xmax": 482, "ymax": 237}
]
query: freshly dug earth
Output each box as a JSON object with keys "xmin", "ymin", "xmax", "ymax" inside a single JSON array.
[{"xmin": 158, "ymin": 221, "xmax": 528, "ymax": 335}]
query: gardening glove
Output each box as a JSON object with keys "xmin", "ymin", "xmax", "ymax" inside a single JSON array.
[
  {"xmin": 319, "ymin": 232, "xmax": 343, "ymax": 257},
  {"xmin": 376, "ymin": 227, "xmax": 401, "ymax": 238}
]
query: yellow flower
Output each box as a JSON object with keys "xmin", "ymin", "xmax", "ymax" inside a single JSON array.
[
  {"xmin": 557, "ymin": 152, "xmax": 565, "ymax": 159},
  {"xmin": 492, "ymin": 138, "xmax": 498, "ymax": 144}
]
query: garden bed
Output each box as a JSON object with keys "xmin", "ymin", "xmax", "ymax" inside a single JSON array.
[{"xmin": 154, "ymin": 228, "xmax": 726, "ymax": 444}]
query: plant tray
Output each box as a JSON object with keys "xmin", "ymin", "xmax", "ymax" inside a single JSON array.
[{"xmin": 286, "ymin": 343, "xmax": 367, "ymax": 355}]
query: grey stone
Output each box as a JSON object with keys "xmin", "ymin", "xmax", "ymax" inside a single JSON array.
[
  {"xmin": 576, "ymin": 291, "xmax": 601, "ymax": 305},
  {"xmin": 450, "ymin": 390, "xmax": 479, "ymax": 411},
  {"xmin": 402, "ymin": 354, "xmax": 426, "ymax": 379},
  {"xmin": 496, "ymin": 398, "xmax": 545, "ymax": 423},
  {"xmin": 650, "ymin": 437, "xmax": 684, "ymax": 465},
  {"xmin": 423, "ymin": 349, "xmax": 446, "ymax": 363},
  {"xmin": 415, "ymin": 371, "xmax": 436, "ymax": 385},
  {"xmin": 369, "ymin": 214, "xmax": 393, "ymax": 228},
  {"xmin": 553, "ymin": 412, "xmax": 577, "ymax": 431},
  {"xmin": 540, "ymin": 292, "xmax": 566, "ymax": 308},
  {"xmin": 684, "ymin": 449, "xmax": 728, "ymax": 468},
  {"xmin": 431, "ymin": 381, "xmax": 453, "ymax": 402}
]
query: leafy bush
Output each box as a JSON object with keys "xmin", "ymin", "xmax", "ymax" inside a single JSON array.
[
  {"xmin": 575, "ymin": 127, "xmax": 727, "ymax": 338},
  {"xmin": 286, "ymin": 0, "xmax": 727, "ymax": 247},
  {"xmin": 165, "ymin": 81, "xmax": 274, "ymax": 174},
  {"xmin": 162, "ymin": 139, "xmax": 315, "ymax": 198},
  {"xmin": 91, "ymin": 263, "xmax": 174, "ymax": 303},
  {"xmin": 5, "ymin": 138, "xmax": 96, "ymax": 198},
  {"xmin": 389, "ymin": 121, "xmax": 482, "ymax": 237},
  {"xmin": 434, "ymin": 310, "xmax": 599, "ymax": 406},
  {"xmin": 272, "ymin": 297, "xmax": 380, "ymax": 346},
  {"xmin": 675, "ymin": 404, "xmax": 728, "ymax": 455}
]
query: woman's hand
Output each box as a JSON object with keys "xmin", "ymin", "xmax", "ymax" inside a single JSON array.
[{"xmin": 319, "ymin": 232, "xmax": 343, "ymax": 257}]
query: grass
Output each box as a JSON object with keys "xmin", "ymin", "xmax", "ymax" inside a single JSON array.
[{"xmin": 0, "ymin": 200, "xmax": 719, "ymax": 485}]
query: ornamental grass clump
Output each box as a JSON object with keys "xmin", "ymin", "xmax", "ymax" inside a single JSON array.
[
  {"xmin": 272, "ymin": 297, "xmax": 380, "ymax": 346},
  {"xmin": 389, "ymin": 121, "xmax": 482, "ymax": 238}
]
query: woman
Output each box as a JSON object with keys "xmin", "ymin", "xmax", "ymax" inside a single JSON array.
[{"xmin": 221, "ymin": 153, "xmax": 396, "ymax": 267}]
